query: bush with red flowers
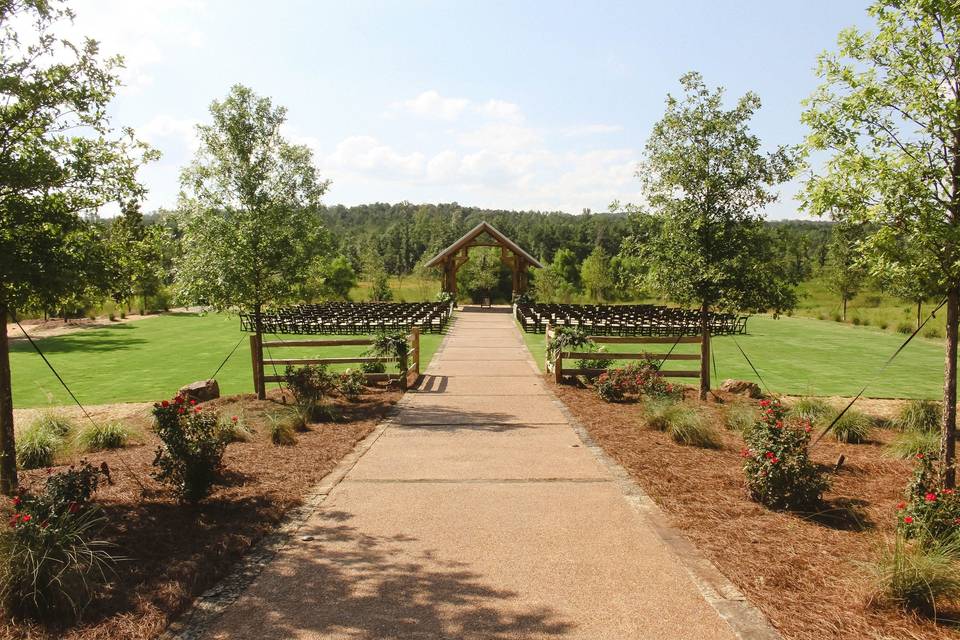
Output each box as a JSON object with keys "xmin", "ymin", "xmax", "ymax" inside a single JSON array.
[
  {"xmin": 152, "ymin": 395, "xmax": 226, "ymax": 502},
  {"xmin": 594, "ymin": 360, "xmax": 680, "ymax": 403},
  {"xmin": 742, "ymin": 398, "xmax": 829, "ymax": 510},
  {"xmin": 0, "ymin": 464, "xmax": 114, "ymax": 621},
  {"xmin": 898, "ymin": 453, "xmax": 960, "ymax": 543}
]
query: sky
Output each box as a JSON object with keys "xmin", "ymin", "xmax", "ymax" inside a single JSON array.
[{"xmin": 66, "ymin": 0, "xmax": 876, "ymax": 219}]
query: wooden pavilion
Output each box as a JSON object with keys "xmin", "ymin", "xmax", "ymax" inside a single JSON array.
[{"xmin": 424, "ymin": 222, "xmax": 543, "ymax": 299}]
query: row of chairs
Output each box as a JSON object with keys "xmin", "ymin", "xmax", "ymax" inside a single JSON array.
[
  {"xmin": 240, "ymin": 302, "xmax": 452, "ymax": 335},
  {"xmin": 515, "ymin": 303, "xmax": 748, "ymax": 336}
]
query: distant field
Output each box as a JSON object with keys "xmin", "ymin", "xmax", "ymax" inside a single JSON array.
[
  {"xmin": 10, "ymin": 313, "xmax": 446, "ymax": 408},
  {"xmin": 522, "ymin": 314, "xmax": 949, "ymax": 399}
]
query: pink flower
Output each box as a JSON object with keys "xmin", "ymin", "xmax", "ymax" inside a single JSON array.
[
  {"xmin": 916, "ymin": 453, "xmax": 925, "ymax": 460},
  {"xmin": 232, "ymin": 416, "xmax": 238, "ymax": 423},
  {"xmin": 925, "ymin": 492, "xmax": 937, "ymax": 502}
]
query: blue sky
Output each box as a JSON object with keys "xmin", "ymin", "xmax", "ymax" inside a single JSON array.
[{"xmin": 72, "ymin": 0, "xmax": 874, "ymax": 218}]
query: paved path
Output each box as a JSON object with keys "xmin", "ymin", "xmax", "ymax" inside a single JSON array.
[{"xmin": 203, "ymin": 309, "xmax": 742, "ymax": 640}]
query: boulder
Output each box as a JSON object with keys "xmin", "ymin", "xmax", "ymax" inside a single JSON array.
[
  {"xmin": 719, "ymin": 379, "xmax": 762, "ymax": 399},
  {"xmin": 178, "ymin": 379, "xmax": 220, "ymax": 403}
]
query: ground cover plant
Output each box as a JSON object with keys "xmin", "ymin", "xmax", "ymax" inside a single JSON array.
[
  {"xmin": 553, "ymin": 379, "xmax": 960, "ymax": 639},
  {"xmin": 1, "ymin": 384, "xmax": 401, "ymax": 640},
  {"xmin": 9, "ymin": 312, "xmax": 446, "ymax": 408}
]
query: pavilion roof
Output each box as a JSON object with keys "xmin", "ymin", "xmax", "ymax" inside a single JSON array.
[{"xmin": 424, "ymin": 221, "xmax": 544, "ymax": 268}]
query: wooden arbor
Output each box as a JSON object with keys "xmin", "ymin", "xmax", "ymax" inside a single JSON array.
[{"xmin": 424, "ymin": 222, "xmax": 543, "ymax": 299}]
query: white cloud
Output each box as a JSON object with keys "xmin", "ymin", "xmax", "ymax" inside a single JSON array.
[
  {"xmin": 389, "ymin": 90, "xmax": 470, "ymax": 121},
  {"xmin": 322, "ymin": 135, "xmax": 425, "ymax": 177},
  {"xmin": 457, "ymin": 123, "xmax": 542, "ymax": 152},
  {"xmin": 564, "ymin": 123, "xmax": 624, "ymax": 136},
  {"xmin": 68, "ymin": 0, "xmax": 207, "ymax": 95},
  {"xmin": 139, "ymin": 115, "xmax": 200, "ymax": 153},
  {"xmin": 477, "ymin": 99, "xmax": 523, "ymax": 123}
]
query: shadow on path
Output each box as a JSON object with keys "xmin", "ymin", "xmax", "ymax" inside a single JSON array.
[{"xmin": 207, "ymin": 510, "xmax": 574, "ymax": 640}]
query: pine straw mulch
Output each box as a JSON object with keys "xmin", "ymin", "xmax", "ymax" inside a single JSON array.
[
  {"xmin": 0, "ymin": 385, "xmax": 401, "ymax": 640},
  {"xmin": 553, "ymin": 380, "xmax": 960, "ymax": 640}
]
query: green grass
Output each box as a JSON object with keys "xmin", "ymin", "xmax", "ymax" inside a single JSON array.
[
  {"xmin": 11, "ymin": 312, "xmax": 446, "ymax": 408},
  {"xmin": 523, "ymin": 314, "xmax": 952, "ymax": 399}
]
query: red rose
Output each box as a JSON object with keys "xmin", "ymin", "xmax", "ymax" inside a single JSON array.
[
  {"xmin": 232, "ymin": 416, "xmax": 238, "ymax": 423},
  {"xmin": 68, "ymin": 502, "xmax": 80, "ymax": 514},
  {"xmin": 896, "ymin": 501, "xmax": 906, "ymax": 510},
  {"xmin": 190, "ymin": 399, "xmax": 197, "ymax": 405},
  {"xmin": 943, "ymin": 489, "xmax": 955, "ymax": 495},
  {"xmin": 916, "ymin": 453, "xmax": 925, "ymax": 459},
  {"xmin": 771, "ymin": 457, "xmax": 779, "ymax": 464},
  {"xmin": 904, "ymin": 516, "xmax": 914, "ymax": 524},
  {"xmin": 161, "ymin": 400, "xmax": 170, "ymax": 407},
  {"xmin": 20, "ymin": 514, "xmax": 30, "ymax": 523},
  {"xmin": 925, "ymin": 493, "xmax": 937, "ymax": 502},
  {"xmin": 11, "ymin": 496, "xmax": 20, "ymax": 507}
]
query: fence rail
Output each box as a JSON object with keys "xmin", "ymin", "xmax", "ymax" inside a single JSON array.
[
  {"xmin": 250, "ymin": 328, "xmax": 421, "ymax": 399},
  {"xmin": 545, "ymin": 322, "xmax": 709, "ymax": 388}
]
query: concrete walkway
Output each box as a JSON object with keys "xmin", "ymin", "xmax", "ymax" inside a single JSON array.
[{"xmin": 203, "ymin": 308, "xmax": 742, "ymax": 640}]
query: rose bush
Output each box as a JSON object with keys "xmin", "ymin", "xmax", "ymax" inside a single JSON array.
[{"xmin": 742, "ymin": 399, "xmax": 829, "ymax": 510}]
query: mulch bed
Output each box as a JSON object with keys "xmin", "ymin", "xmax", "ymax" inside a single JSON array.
[
  {"xmin": 553, "ymin": 380, "xmax": 960, "ymax": 640},
  {"xmin": 1, "ymin": 386, "xmax": 400, "ymax": 640}
]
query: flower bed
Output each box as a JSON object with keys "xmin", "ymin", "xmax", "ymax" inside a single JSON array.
[
  {"xmin": 552, "ymin": 382, "xmax": 959, "ymax": 639},
  {"xmin": 1, "ymin": 386, "xmax": 400, "ymax": 640}
]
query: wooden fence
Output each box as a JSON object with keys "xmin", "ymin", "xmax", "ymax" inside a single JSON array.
[
  {"xmin": 545, "ymin": 322, "xmax": 708, "ymax": 389},
  {"xmin": 250, "ymin": 328, "xmax": 420, "ymax": 399}
]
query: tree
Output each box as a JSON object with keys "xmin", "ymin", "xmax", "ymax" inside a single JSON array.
[
  {"xmin": 108, "ymin": 203, "xmax": 170, "ymax": 314},
  {"xmin": 580, "ymin": 246, "xmax": 614, "ymax": 302},
  {"xmin": 362, "ymin": 249, "xmax": 392, "ymax": 302},
  {"xmin": 0, "ymin": 1, "xmax": 155, "ymax": 493},
  {"xmin": 802, "ymin": 0, "xmax": 960, "ymax": 486},
  {"xmin": 176, "ymin": 85, "xmax": 329, "ymax": 399},
  {"xmin": 303, "ymin": 255, "xmax": 357, "ymax": 301},
  {"xmin": 532, "ymin": 263, "xmax": 577, "ymax": 303},
  {"xmin": 458, "ymin": 248, "xmax": 500, "ymax": 302},
  {"xmin": 824, "ymin": 223, "xmax": 867, "ymax": 321},
  {"xmin": 627, "ymin": 72, "xmax": 799, "ymax": 399},
  {"xmin": 551, "ymin": 248, "xmax": 581, "ymax": 289}
]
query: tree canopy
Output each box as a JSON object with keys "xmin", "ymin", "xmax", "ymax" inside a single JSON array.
[{"xmin": 802, "ymin": 0, "xmax": 960, "ymax": 485}]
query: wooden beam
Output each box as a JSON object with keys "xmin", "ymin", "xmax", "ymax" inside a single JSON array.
[{"xmin": 561, "ymin": 352, "xmax": 700, "ymax": 361}]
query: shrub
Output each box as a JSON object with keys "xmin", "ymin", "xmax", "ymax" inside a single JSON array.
[
  {"xmin": 151, "ymin": 397, "xmax": 227, "ymax": 502},
  {"xmin": 217, "ymin": 413, "xmax": 253, "ymax": 443},
  {"xmin": 594, "ymin": 360, "xmax": 680, "ymax": 403},
  {"xmin": 546, "ymin": 326, "xmax": 591, "ymax": 365},
  {"xmin": 15, "ymin": 424, "xmax": 61, "ymax": 470},
  {"xmin": 830, "ymin": 409, "xmax": 873, "ymax": 444},
  {"xmin": 369, "ymin": 331, "xmax": 409, "ymax": 363},
  {"xmin": 887, "ymin": 430, "xmax": 940, "ymax": 460},
  {"xmin": 665, "ymin": 406, "xmax": 718, "ymax": 448},
  {"xmin": 643, "ymin": 397, "xmax": 678, "ymax": 432},
  {"xmin": 360, "ymin": 360, "xmax": 386, "ymax": 374},
  {"xmin": 898, "ymin": 454, "xmax": 960, "ymax": 543},
  {"xmin": 32, "ymin": 413, "xmax": 75, "ymax": 438},
  {"xmin": 723, "ymin": 403, "xmax": 756, "ymax": 433},
  {"xmin": 76, "ymin": 422, "xmax": 129, "ymax": 452},
  {"xmin": 865, "ymin": 531, "xmax": 960, "ymax": 613},
  {"xmin": 789, "ymin": 397, "xmax": 832, "ymax": 426},
  {"xmin": 119, "ymin": 311, "xmax": 126, "ymax": 319},
  {"xmin": 879, "ymin": 321, "xmax": 889, "ymax": 330},
  {"xmin": 284, "ymin": 364, "xmax": 336, "ymax": 423},
  {"xmin": 575, "ymin": 342, "xmax": 611, "ymax": 371},
  {"xmin": 743, "ymin": 399, "xmax": 829, "ymax": 511},
  {"xmin": 108, "ymin": 313, "xmax": 116, "ymax": 322},
  {"xmin": 895, "ymin": 400, "xmax": 941, "ymax": 433},
  {"xmin": 595, "ymin": 371, "xmax": 624, "ymax": 402},
  {"xmin": 832, "ymin": 312, "xmax": 843, "ymax": 322},
  {"xmin": 923, "ymin": 326, "xmax": 943, "ymax": 339},
  {"xmin": 267, "ymin": 413, "xmax": 297, "ymax": 446},
  {"xmin": 852, "ymin": 316, "xmax": 862, "ymax": 326},
  {"xmin": 0, "ymin": 464, "xmax": 113, "ymax": 621},
  {"xmin": 337, "ymin": 369, "xmax": 366, "ymax": 401},
  {"xmin": 896, "ymin": 322, "xmax": 913, "ymax": 335}
]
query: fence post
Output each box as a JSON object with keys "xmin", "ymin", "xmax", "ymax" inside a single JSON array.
[
  {"xmin": 250, "ymin": 334, "xmax": 265, "ymax": 399},
  {"xmin": 412, "ymin": 327, "xmax": 420, "ymax": 377},
  {"xmin": 399, "ymin": 349, "xmax": 409, "ymax": 391},
  {"xmin": 700, "ymin": 329, "xmax": 711, "ymax": 400}
]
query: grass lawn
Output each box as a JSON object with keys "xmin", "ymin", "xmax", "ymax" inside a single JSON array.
[
  {"xmin": 10, "ymin": 312, "xmax": 447, "ymax": 408},
  {"xmin": 522, "ymin": 314, "xmax": 950, "ymax": 399}
]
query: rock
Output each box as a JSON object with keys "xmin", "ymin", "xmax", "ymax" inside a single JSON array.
[
  {"xmin": 719, "ymin": 379, "xmax": 762, "ymax": 399},
  {"xmin": 178, "ymin": 379, "xmax": 220, "ymax": 403}
]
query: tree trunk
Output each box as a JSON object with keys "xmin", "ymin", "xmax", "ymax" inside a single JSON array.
[
  {"xmin": 0, "ymin": 303, "xmax": 18, "ymax": 495},
  {"xmin": 254, "ymin": 303, "xmax": 266, "ymax": 400},
  {"xmin": 699, "ymin": 302, "xmax": 710, "ymax": 401},
  {"xmin": 842, "ymin": 297, "xmax": 847, "ymax": 322},
  {"xmin": 942, "ymin": 288, "xmax": 959, "ymax": 488},
  {"xmin": 917, "ymin": 300, "xmax": 922, "ymax": 331}
]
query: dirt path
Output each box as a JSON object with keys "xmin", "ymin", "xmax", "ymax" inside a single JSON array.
[{"xmin": 197, "ymin": 307, "xmax": 772, "ymax": 640}]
